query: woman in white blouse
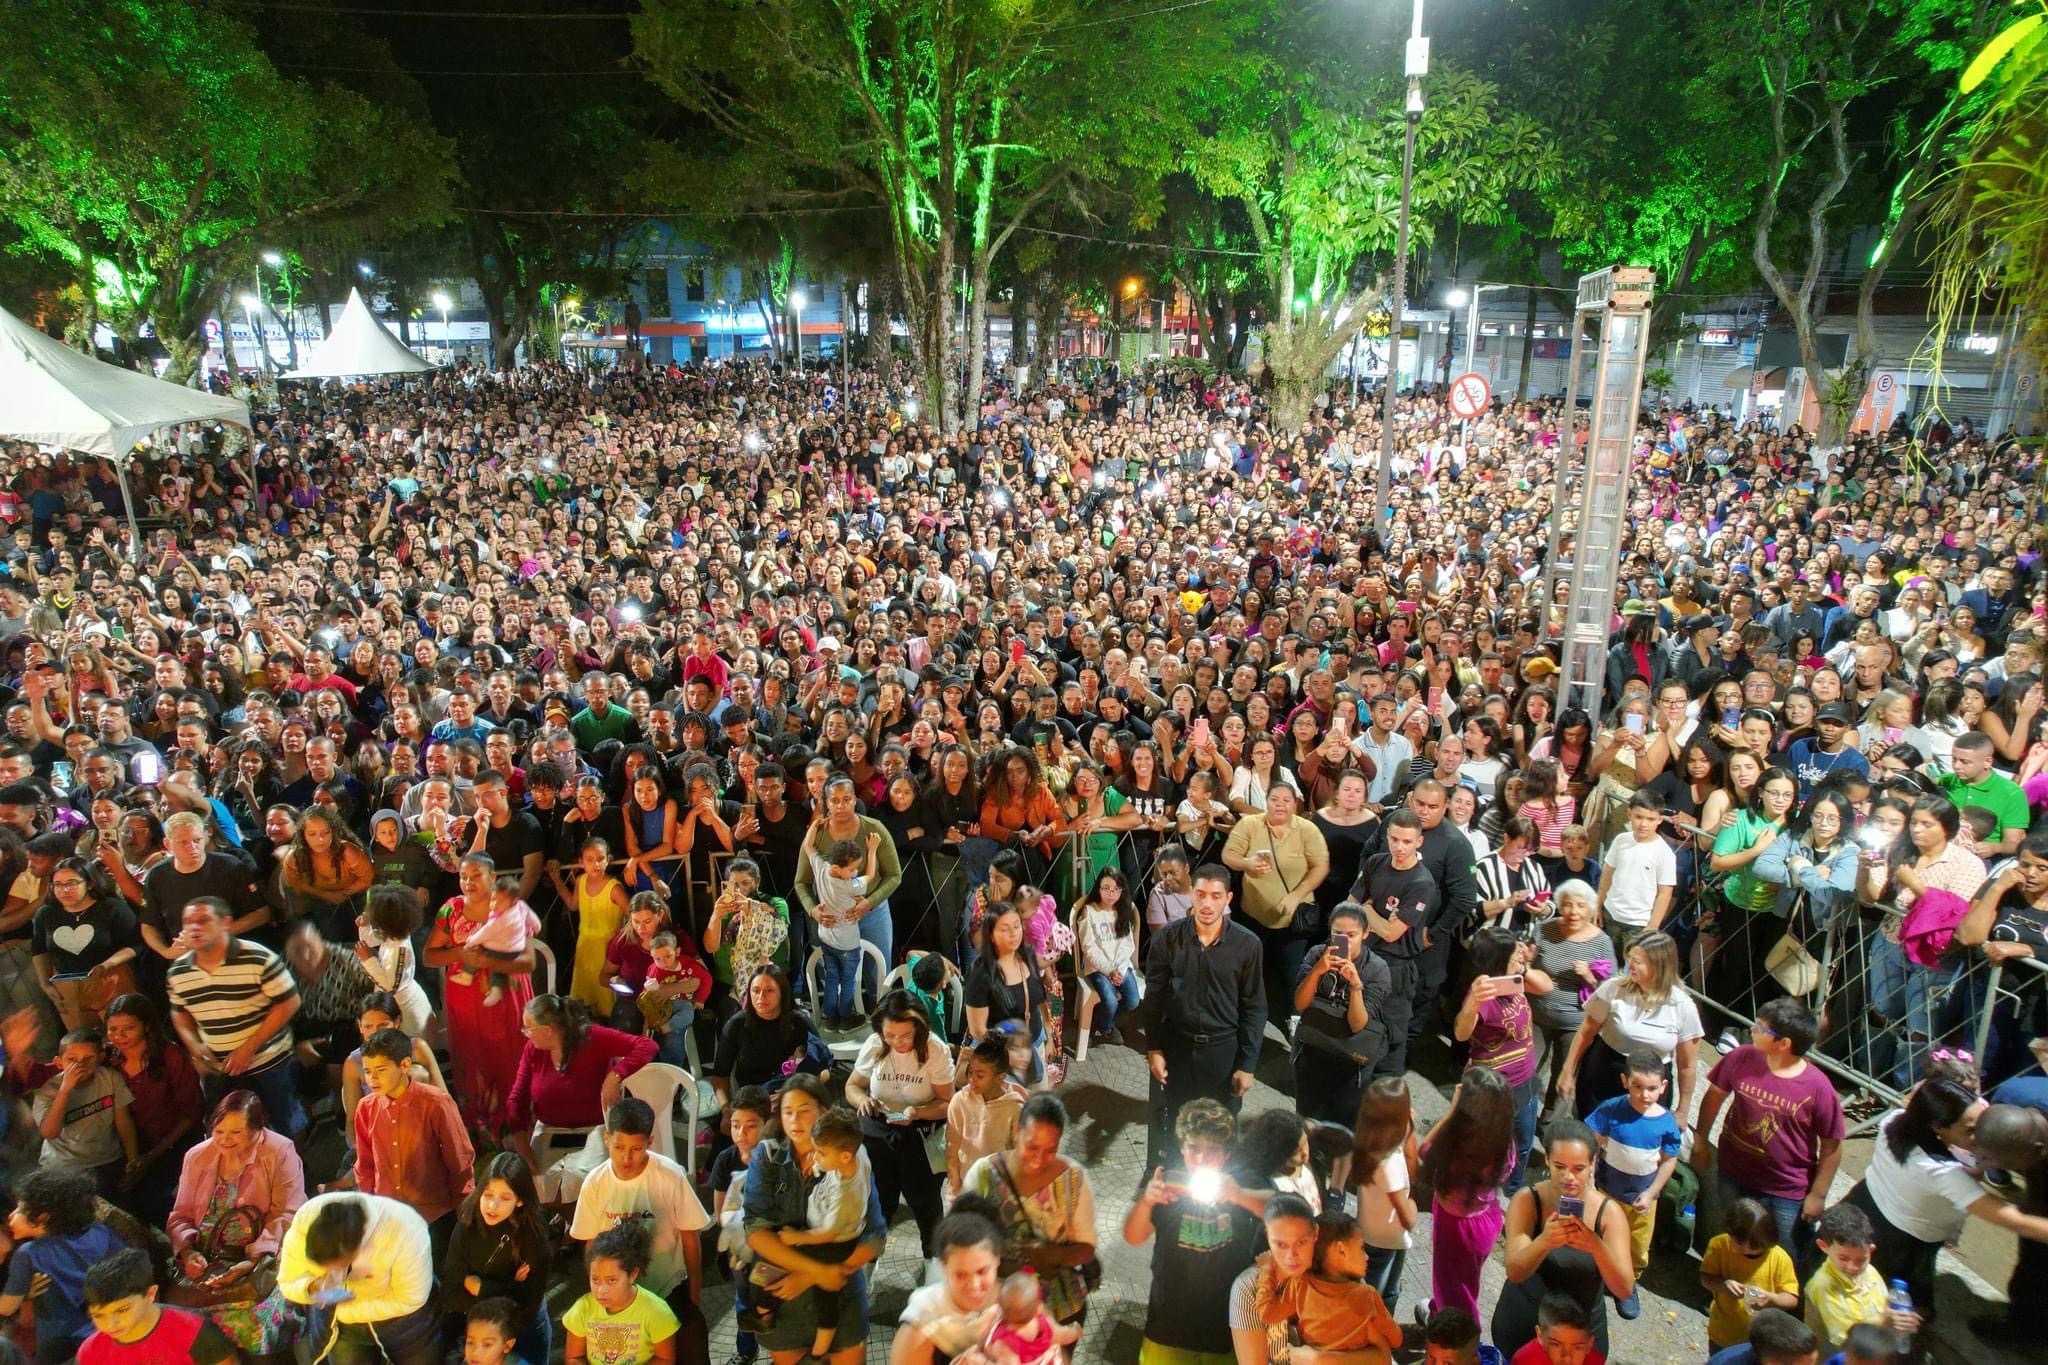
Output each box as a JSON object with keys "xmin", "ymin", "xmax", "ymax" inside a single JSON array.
[
  {"xmin": 845, "ymin": 991, "xmax": 955, "ymax": 1254},
  {"xmin": 1227, "ymin": 734, "xmax": 1302, "ymax": 816},
  {"xmin": 1556, "ymin": 930, "xmax": 1703, "ymax": 1125},
  {"xmin": 1845, "ymin": 1078, "xmax": 2048, "ymax": 1324}
]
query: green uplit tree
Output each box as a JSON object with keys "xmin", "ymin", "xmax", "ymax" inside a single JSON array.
[
  {"xmin": 635, "ymin": 0, "xmax": 1217, "ymax": 430},
  {"xmin": 1186, "ymin": 0, "xmax": 1563, "ymax": 429},
  {"xmin": 0, "ymin": 0, "xmax": 454, "ymax": 383}
]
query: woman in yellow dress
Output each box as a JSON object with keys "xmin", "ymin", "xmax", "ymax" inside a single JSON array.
[{"xmin": 569, "ymin": 836, "xmax": 629, "ymax": 1016}]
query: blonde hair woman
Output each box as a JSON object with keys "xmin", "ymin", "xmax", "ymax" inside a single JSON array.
[{"xmin": 1556, "ymin": 930, "xmax": 1703, "ymax": 1124}]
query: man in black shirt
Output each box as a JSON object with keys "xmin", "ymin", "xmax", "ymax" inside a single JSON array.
[
  {"xmin": 1408, "ymin": 779, "xmax": 1480, "ymax": 1048},
  {"xmin": 474, "ymin": 770, "xmax": 544, "ymax": 903},
  {"xmin": 141, "ymin": 812, "xmax": 266, "ymax": 982},
  {"xmin": 1142, "ymin": 863, "xmax": 1265, "ymax": 1172},
  {"xmin": 1349, "ymin": 808, "xmax": 1440, "ymax": 1079}
]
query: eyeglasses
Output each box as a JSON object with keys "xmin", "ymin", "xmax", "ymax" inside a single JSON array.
[{"xmin": 51, "ymin": 879, "xmax": 86, "ymax": 890}]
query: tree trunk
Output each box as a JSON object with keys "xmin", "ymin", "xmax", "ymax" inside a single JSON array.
[
  {"xmin": 1228, "ymin": 302, "xmax": 1252, "ymax": 370},
  {"xmin": 66, "ymin": 256, "xmax": 98, "ymax": 357},
  {"xmin": 965, "ymin": 252, "xmax": 992, "ymax": 429},
  {"xmin": 164, "ymin": 333, "xmax": 208, "ymax": 387},
  {"xmin": 909, "ymin": 234, "xmax": 959, "ymax": 434},
  {"xmin": 1034, "ymin": 275, "xmax": 1060, "ymax": 379},
  {"xmin": 865, "ymin": 274, "xmax": 894, "ymax": 371},
  {"xmin": 1011, "ymin": 281, "xmax": 1033, "ymax": 384},
  {"xmin": 1517, "ymin": 289, "xmax": 1538, "ymax": 404}
]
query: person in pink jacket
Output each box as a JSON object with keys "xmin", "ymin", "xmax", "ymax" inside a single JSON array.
[{"xmin": 167, "ymin": 1089, "xmax": 309, "ymax": 1358}]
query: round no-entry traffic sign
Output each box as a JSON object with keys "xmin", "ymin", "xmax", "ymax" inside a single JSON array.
[{"xmin": 1449, "ymin": 371, "xmax": 1491, "ymax": 420}]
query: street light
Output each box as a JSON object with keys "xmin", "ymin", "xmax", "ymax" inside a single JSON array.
[
  {"xmin": 238, "ymin": 293, "xmax": 264, "ymax": 373},
  {"xmin": 358, "ymin": 262, "xmax": 374, "ymax": 278},
  {"xmin": 1376, "ymin": 0, "xmax": 1430, "ymax": 532},
  {"xmin": 261, "ymin": 251, "xmax": 283, "ymax": 268},
  {"xmin": 790, "ymin": 289, "xmax": 807, "ymax": 375},
  {"xmin": 432, "ymin": 291, "xmax": 451, "ymax": 361}
]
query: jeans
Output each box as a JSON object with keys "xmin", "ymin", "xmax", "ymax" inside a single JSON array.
[
  {"xmin": 1507, "ymin": 1078, "xmax": 1540, "ymax": 1195},
  {"xmin": 515, "ymin": 1304, "xmax": 552, "ymax": 1365},
  {"xmin": 1868, "ymin": 935, "xmax": 1958, "ymax": 1089},
  {"xmin": 655, "ymin": 999, "xmax": 697, "ymax": 1067},
  {"xmin": 1717, "ymin": 1173, "xmax": 1808, "ymax": 1273},
  {"xmin": 819, "ymin": 943, "xmax": 864, "ymax": 1020},
  {"xmin": 1366, "ymin": 1245, "xmax": 1407, "ymax": 1313},
  {"xmin": 204, "ymin": 1052, "xmax": 305, "ymax": 1140},
  {"xmin": 856, "ymin": 899, "xmax": 892, "ymax": 1001},
  {"xmin": 1085, "ymin": 970, "xmax": 1141, "ymax": 1032}
]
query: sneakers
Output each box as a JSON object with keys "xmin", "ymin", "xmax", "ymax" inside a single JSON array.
[
  {"xmin": 1616, "ymin": 1289, "xmax": 1642, "ymax": 1320},
  {"xmin": 1099, "ymin": 1024, "xmax": 1124, "ymax": 1048},
  {"xmin": 1715, "ymin": 1028, "xmax": 1743, "ymax": 1053}
]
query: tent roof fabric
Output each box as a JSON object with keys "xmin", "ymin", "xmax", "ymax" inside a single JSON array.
[
  {"xmin": 283, "ymin": 288, "xmax": 434, "ymax": 379},
  {"xmin": 0, "ymin": 306, "xmax": 250, "ymax": 457}
]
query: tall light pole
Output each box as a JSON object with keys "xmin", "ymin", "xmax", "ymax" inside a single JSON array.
[
  {"xmin": 1374, "ymin": 0, "xmax": 1429, "ymax": 535},
  {"xmin": 239, "ymin": 293, "xmax": 266, "ymax": 374},
  {"xmin": 790, "ymin": 289, "xmax": 807, "ymax": 375},
  {"xmin": 433, "ymin": 291, "xmax": 451, "ymax": 362}
]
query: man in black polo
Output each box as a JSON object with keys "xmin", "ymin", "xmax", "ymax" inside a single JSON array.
[{"xmin": 1142, "ymin": 863, "xmax": 1265, "ymax": 1172}]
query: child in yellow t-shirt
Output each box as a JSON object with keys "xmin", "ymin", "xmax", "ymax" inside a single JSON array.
[
  {"xmin": 1804, "ymin": 1203, "xmax": 1905, "ymax": 1358},
  {"xmin": 1698, "ymin": 1198, "xmax": 1800, "ymax": 1351}
]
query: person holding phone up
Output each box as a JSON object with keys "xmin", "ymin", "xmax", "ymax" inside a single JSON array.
[{"xmin": 1289, "ymin": 902, "xmax": 1390, "ymax": 1125}]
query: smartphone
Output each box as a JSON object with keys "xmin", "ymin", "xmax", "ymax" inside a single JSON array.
[
  {"xmin": 1884, "ymin": 726, "xmax": 1903, "ymax": 745},
  {"xmin": 741, "ymin": 801, "xmax": 757, "ymax": 822},
  {"xmin": 1722, "ymin": 704, "xmax": 1741, "ymax": 729},
  {"xmin": 130, "ymin": 751, "xmax": 162, "ymax": 787},
  {"xmin": 1190, "ymin": 716, "xmax": 1211, "ymax": 747},
  {"xmin": 1556, "ymin": 1195, "xmax": 1585, "ymax": 1220},
  {"xmin": 1625, "ymin": 713, "xmax": 1645, "ymax": 736},
  {"xmin": 1428, "ymin": 686, "xmax": 1443, "ymax": 713},
  {"xmin": 1485, "ymin": 974, "xmax": 1527, "ymax": 996},
  {"xmin": 1529, "ymin": 890, "xmax": 1553, "ymax": 906}
]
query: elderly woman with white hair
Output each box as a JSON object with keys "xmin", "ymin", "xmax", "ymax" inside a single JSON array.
[{"xmin": 1520, "ymin": 878, "xmax": 1615, "ymax": 1119}]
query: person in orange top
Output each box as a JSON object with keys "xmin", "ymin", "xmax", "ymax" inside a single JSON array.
[
  {"xmin": 979, "ymin": 749, "xmax": 1065, "ymax": 869},
  {"xmin": 353, "ymin": 1026, "xmax": 476, "ymax": 1255}
]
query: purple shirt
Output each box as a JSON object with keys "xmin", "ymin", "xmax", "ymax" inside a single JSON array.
[
  {"xmin": 1469, "ymin": 991, "xmax": 1537, "ymax": 1087},
  {"xmin": 1707, "ymin": 1045, "xmax": 1844, "ymax": 1201}
]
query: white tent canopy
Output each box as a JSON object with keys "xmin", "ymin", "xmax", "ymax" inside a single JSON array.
[
  {"xmin": 283, "ymin": 287, "xmax": 435, "ymax": 379},
  {"xmin": 0, "ymin": 304, "xmax": 249, "ymax": 456}
]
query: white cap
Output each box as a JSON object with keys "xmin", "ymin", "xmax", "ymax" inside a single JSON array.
[{"xmin": 818, "ymin": 635, "xmax": 841, "ymax": 653}]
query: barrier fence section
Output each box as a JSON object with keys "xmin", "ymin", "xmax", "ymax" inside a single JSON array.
[{"xmin": 1668, "ymin": 860, "xmax": 2047, "ymax": 1127}]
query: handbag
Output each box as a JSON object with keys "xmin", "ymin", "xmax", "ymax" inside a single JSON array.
[
  {"xmin": 81, "ymin": 960, "xmax": 138, "ymax": 1016},
  {"xmin": 164, "ymin": 1204, "xmax": 279, "ymax": 1309},
  {"xmin": 921, "ymin": 1121, "xmax": 949, "ymax": 1176},
  {"xmin": 1765, "ymin": 931, "xmax": 1821, "ymax": 995},
  {"xmin": 989, "ymin": 1154, "xmax": 1103, "ymax": 1297}
]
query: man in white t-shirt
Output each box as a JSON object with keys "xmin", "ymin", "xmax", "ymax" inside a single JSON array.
[
  {"xmin": 1598, "ymin": 794, "xmax": 1679, "ymax": 949},
  {"xmin": 570, "ymin": 1098, "xmax": 712, "ymax": 1365}
]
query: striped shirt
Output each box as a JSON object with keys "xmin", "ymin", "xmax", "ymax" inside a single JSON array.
[{"xmin": 168, "ymin": 939, "xmax": 299, "ymax": 1071}]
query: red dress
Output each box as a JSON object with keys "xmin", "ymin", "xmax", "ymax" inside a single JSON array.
[{"xmin": 438, "ymin": 895, "xmax": 541, "ymax": 1133}]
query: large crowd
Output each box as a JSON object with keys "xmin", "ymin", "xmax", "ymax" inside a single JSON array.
[{"xmin": 0, "ymin": 351, "xmax": 2040, "ymax": 1365}]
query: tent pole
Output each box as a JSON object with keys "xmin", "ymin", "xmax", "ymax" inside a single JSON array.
[{"xmin": 113, "ymin": 452, "xmax": 143, "ymax": 559}]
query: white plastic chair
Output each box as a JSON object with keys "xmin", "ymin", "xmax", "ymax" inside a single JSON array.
[
  {"xmin": 531, "ymin": 940, "xmax": 558, "ymax": 996},
  {"xmin": 622, "ymin": 1061, "xmax": 687, "ymax": 1166},
  {"xmin": 881, "ymin": 956, "xmax": 966, "ymax": 1039},
  {"xmin": 681, "ymin": 1028, "xmax": 724, "ymax": 1126},
  {"xmin": 805, "ymin": 942, "xmax": 890, "ymax": 1060}
]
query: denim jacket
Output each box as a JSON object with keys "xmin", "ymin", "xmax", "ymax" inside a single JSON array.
[
  {"xmin": 1752, "ymin": 836, "xmax": 1860, "ymax": 919},
  {"xmin": 741, "ymin": 1137, "xmax": 889, "ymax": 1261}
]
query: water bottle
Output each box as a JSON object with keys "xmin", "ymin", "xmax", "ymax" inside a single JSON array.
[{"xmin": 1886, "ymin": 1279, "xmax": 1914, "ymax": 1331}]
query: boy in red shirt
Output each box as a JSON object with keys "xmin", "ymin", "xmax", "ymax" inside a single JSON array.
[
  {"xmin": 79, "ymin": 1248, "xmax": 237, "ymax": 1365},
  {"xmin": 1508, "ymin": 1295, "xmax": 1606, "ymax": 1365}
]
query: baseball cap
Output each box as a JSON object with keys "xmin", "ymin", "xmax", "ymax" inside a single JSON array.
[{"xmin": 1815, "ymin": 702, "xmax": 1854, "ymax": 724}]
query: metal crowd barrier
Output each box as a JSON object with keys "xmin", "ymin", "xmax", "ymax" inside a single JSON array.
[{"xmin": 1675, "ymin": 872, "xmax": 2048, "ymax": 1125}]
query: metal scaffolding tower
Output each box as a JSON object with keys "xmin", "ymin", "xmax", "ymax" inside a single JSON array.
[{"xmin": 1539, "ymin": 266, "xmax": 1655, "ymax": 725}]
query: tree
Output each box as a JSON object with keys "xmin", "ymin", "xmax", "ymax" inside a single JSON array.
[
  {"xmin": 636, "ymin": 0, "xmax": 1218, "ymax": 431},
  {"xmin": 1926, "ymin": 2, "xmax": 2048, "ymax": 379},
  {"xmin": 0, "ymin": 0, "xmax": 454, "ymax": 382},
  {"xmin": 1182, "ymin": 0, "xmax": 1563, "ymax": 430},
  {"xmin": 1687, "ymin": 0, "xmax": 1993, "ymax": 443}
]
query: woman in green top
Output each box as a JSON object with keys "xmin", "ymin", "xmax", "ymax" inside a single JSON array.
[
  {"xmin": 1705, "ymin": 764, "xmax": 1799, "ymax": 1032},
  {"xmin": 1054, "ymin": 763, "xmax": 1142, "ymax": 906},
  {"xmin": 795, "ymin": 775, "xmax": 905, "ymax": 1005}
]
